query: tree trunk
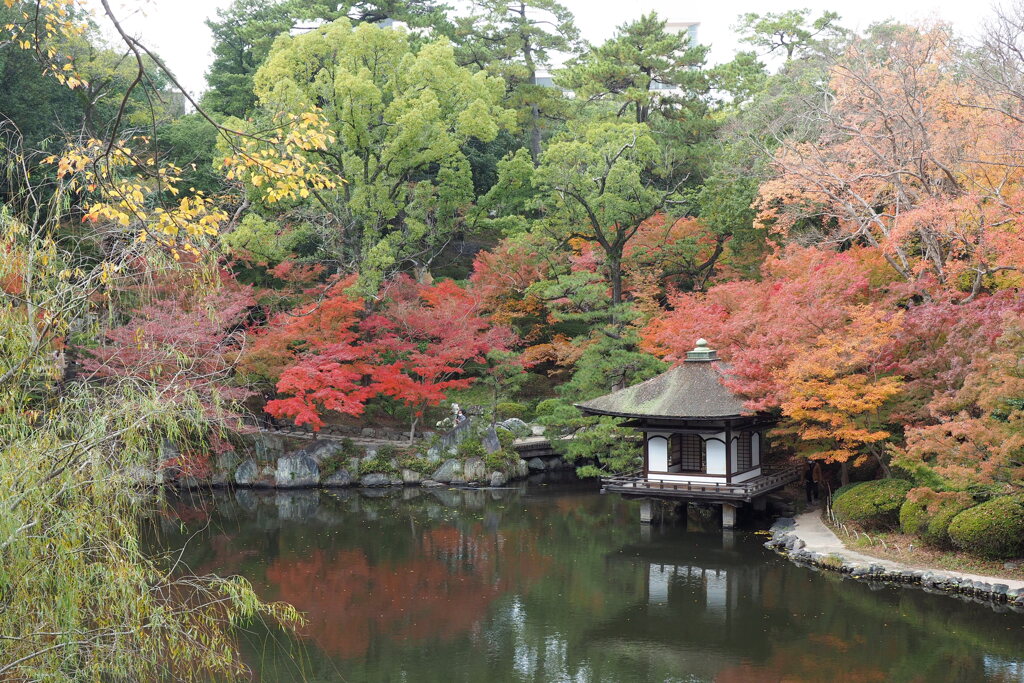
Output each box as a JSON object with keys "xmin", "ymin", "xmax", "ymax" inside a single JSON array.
[
  {"xmin": 840, "ymin": 461, "xmax": 850, "ymax": 487},
  {"xmin": 529, "ymin": 103, "xmax": 542, "ymax": 163}
]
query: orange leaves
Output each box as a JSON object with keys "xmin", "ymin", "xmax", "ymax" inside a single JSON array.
[
  {"xmin": 778, "ymin": 307, "xmax": 904, "ymax": 463},
  {"xmin": 755, "ymin": 23, "xmax": 1024, "ymax": 294}
]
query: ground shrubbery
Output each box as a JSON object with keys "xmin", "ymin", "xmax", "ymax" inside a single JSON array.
[
  {"xmin": 899, "ymin": 488, "xmax": 974, "ymax": 548},
  {"xmin": 496, "ymin": 401, "xmax": 529, "ymax": 420},
  {"xmin": 832, "ymin": 479, "xmax": 914, "ymax": 530},
  {"xmin": 947, "ymin": 497, "xmax": 1024, "ymax": 559}
]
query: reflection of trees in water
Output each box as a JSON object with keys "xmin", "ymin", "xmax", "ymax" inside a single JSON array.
[
  {"xmin": 261, "ymin": 524, "xmax": 550, "ymax": 659},
  {"xmin": 146, "ymin": 489, "xmax": 1024, "ymax": 682}
]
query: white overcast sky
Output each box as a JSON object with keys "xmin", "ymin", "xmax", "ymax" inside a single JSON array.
[{"xmin": 89, "ymin": 0, "xmax": 994, "ymax": 97}]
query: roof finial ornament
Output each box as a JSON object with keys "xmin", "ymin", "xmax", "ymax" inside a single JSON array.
[{"xmin": 685, "ymin": 337, "xmax": 718, "ymax": 362}]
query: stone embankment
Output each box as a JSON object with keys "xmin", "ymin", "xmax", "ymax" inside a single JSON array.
[
  {"xmin": 765, "ymin": 510, "xmax": 1024, "ymax": 611},
  {"xmin": 150, "ymin": 420, "xmax": 574, "ymax": 491}
]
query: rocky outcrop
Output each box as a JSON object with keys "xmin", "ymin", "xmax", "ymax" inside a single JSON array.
[
  {"xmin": 235, "ymin": 459, "xmax": 275, "ymax": 487},
  {"xmin": 322, "ymin": 469, "xmax": 354, "ymax": 487},
  {"xmin": 432, "ymin": 459, "xmax": 464, "ymax": 484},
  {"xmin": 463, "ymin": 457, "xmax": 487, "ymax": 483},
  {"xmin": 359, "ymin": 473, "xmax": 391, "ymax": 487},
  {"xmin": 275, "ymin": 455, "xmax": 319, "ymax": 488}
]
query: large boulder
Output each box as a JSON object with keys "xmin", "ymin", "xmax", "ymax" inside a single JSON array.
[
  {"xmin": 490, "ymin": 471, "xmax": 507, "ymax": 487},
  {"xmin": 482, "ymin": 427, "xmax": 501, "ymax": 454},
  {"xmin": 401, "ymin": 468, "xmax": 423, "ymax": 485},
  {"xmin": 514, "ymin": 458, "xmax": 529, "ymax": 479},
  {"xmin": 322, "ymin": 469, "xmax": 354, "ymax": 487},
  {"xmin": 463, "ymin": 457, "xmax": 487, "ymax": 483},
  {"xmin": 211, "ymin": 451, "xmax": 240, "ymax": 488},
  {"xmin": 235, "ymin": 459, "xmax": 275, "ymax": 487},
  {"xmin": 300, "ymin": 439, "xmax": 350, "ymax": 463},
  {"xmin": 360, "ymin": 473, "xmax": 391, "ymax": 488},
  {"xmin": 275, "ymin": 455, "xmax": 320, "ymax": 488},
  {"xmin": 432, "ymin": 459, "xmax": 464, "ymax": 484},
  {"xmin": 527, "ymin": 457, "xmax": 546, "ymax": 472},
  {"xmin": 498, "ymin": 418, "xmax": 531, "ymax": 438}
]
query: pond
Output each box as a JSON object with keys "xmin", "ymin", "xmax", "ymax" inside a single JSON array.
[{"xmin": 146, "ymin": 480, "xmax": 1024, "ymax": 682}]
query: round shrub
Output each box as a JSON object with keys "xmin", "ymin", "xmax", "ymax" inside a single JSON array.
[
  {"xmin": 534, "ymin": 399, "xmax": 562, "ymax": 418},
  {"xmin": 832, "ymin": 478, "xmax": 913, "ymax": 530},
  {"xmin": 948, "ymin": 497, "xmax": 1024, "ymax": 559},
  {"xmin": 496, "ymin": 401, "xmax": 529, "ymax": 420},
  {"xmin": 900, "ymin": 488, "xmax": 974, "ymax": 548}
]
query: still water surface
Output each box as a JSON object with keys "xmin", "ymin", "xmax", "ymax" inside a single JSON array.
[{"xmin": 148, "ymin": 480, "xmax": 1024, "ymax": 682}]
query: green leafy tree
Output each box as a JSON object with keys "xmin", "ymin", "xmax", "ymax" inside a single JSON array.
[
  {"xmin": 454, "ymin": 0, "xmax": 580, "ymax": 161},
  {"xmin": 735, "ymin": 9, "xmax": 846, "ymax": 60},
  {"xmin": 203, "ymin": 0, "xmax": 452, "ymax": 119},
  {"xmin": 248, "ymin": 19, "xmax": 514, "ymax": 293},
  {"xmin": 531, "ymin": 120, "xmax": 682, "ymax": 311},
  {"xmin": 558, "ymin": 13, "xmax": 709, "ymax": 125}
]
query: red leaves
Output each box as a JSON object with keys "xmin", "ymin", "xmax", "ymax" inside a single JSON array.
[
  {"xmin": 82, "ymin": 281, "xmax": 257, "ymax": 417},
  {"xmin": 257, "ymin": 274, "xmax": 516, "ymax": 430}
]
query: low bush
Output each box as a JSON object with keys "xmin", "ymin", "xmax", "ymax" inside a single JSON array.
[
  {"xmin": 496, "ymin": 401, "xmax": 529, "ymax": 420},
  {"xmin": 496, "ymin": 428, "xmax": 516, "ymax": 450},
  {"xmin": 534, "ymin": 398, "xmax": 562, "ymax": 418},
  {"xmin": 832, "ymin": 478, "xmax": 913, "ymax": 530},
  {"xmin": 900, "ymin": 488, "xmax": 975, "ymax": 548},
  {"xmin": 484, "ymin": 449, "xmax": 520, "ymax": 474},
  {"xmin": 358, "ymin": 455, "xmax": 398, "ymax": 476},
  {"xmin": 399, "ymin": 456, "xmax": 435, "ymax": 475},
  {"xmin": 948, "ymin": 497, "xmax": 1024, "ymax": 559},
  {"xmin": 456, "ymin": 438, "xmax": 486, "ymax": 460}
]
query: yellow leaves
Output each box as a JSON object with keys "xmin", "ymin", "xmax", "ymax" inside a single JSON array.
[
  {"xmin": 49, "ymin": 137, "xmax": 227, "ymax": 254},
  {"xmin": 220, "ymin": 109, "xmax": 341, "ymax": 204}
]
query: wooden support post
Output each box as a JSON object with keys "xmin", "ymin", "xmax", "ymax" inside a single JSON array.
[{"xmin": 722, "ymin": 502, "xmax": 738, "ymax": 529}]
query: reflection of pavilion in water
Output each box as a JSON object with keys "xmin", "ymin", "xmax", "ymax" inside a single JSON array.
[{"xmin": 584, "ymin": 532, "xmax": 774, "ymax": 678}]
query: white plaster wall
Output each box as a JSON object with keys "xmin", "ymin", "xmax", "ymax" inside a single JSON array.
[
  {"xmin": 648, "ymin": 436, "xmax": 668, "ymax": 471},
  {"xmin": 751, "ymin": 432, "xmax": 760, "ymax": 467},
  {"xmin": 732, "ymin": 467, "xmax": 762, "ymax": 483},
  {"xmin": 730, "ymin": 436, "xmax": 738, "ymax": 476},
  {"xmin": 705, "ymin": 433, "xmax": 726, "ymax": 475},
  {"xmin": 644, "ymin": 473, "xmax": 727, "ymax": 484}
]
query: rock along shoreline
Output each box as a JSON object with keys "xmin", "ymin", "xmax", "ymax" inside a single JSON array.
[{"xmin": 765, "ymin": 513, "xmax": 1024, "ymax": 612}]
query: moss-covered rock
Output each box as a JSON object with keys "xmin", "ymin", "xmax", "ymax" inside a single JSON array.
[
  {"xmin": 832, "ymin": 478, "xmax": 913, "ymax": 530},
  {"xmin": 948, "ymin": 497, "xmax": 1024, "ymax": 559}
]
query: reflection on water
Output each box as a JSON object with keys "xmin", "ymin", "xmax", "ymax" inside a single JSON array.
[{"xmin": 145, "ymin": 483, "xmax": 1024, "ymax": 682}]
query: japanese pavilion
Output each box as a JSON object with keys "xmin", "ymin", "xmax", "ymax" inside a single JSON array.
[{"xmin": 575, "ymin": 339, "xmax": 799, "ymax": 527}]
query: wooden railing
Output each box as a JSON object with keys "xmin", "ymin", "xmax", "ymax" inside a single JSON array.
[{"xmin": 601, "ymin": 465, "xmax": 800, "ymax": 499}]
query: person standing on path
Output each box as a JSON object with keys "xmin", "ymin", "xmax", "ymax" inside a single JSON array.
[
  {"xmin": 804, "ymin": 460, "xmax": 818, "ymax": 504},
  {"xmin": 812, "ymin": 460, "xmax": 824, "ymax": 502}
]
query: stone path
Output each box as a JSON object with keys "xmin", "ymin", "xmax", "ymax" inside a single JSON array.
[{"xmin": 789, "ymin": 507, "xmax": 1024, "ymax": 591}]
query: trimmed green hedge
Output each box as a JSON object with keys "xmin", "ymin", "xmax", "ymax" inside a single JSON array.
[
  {"xmin": 948, "ymin": 497, "xmax": 1024, "ymax": 559},
  {"xmin": 832, "ymin": 479, "xmax": 913, "ymax": 530},
  {"xmin": 496, "ymin": 402, "xmax": 529, "ymax": 420},
  {"xmin": 900, "ymin": 488, "xmax": 974, "ymax": 548}
]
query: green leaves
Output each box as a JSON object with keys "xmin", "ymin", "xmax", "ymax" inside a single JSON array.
[{"xmin": 251, "ymin": 19, "xmax": 514, "ymax": 294}]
